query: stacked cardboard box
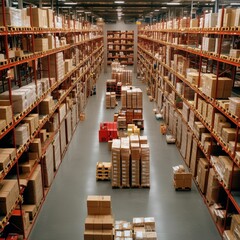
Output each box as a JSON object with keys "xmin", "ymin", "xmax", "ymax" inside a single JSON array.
[
  {"xmin": 53, "ymin": 131, "xmax": 61, "ymax": 171},
  {"xmin": 202, "ymin": 74, "xmax": 233, "ymax": 98},
  {"xmin": 22, "ymin": 114, "xmax": 39, "ymax": 136},
  {"xmin": 39, "ymin": 96, "xmax": 54, "ymax": 115},
  {"xmin": 121, "ymin": 137, "xmax": 130, "ymax": 187},
  {"xmin": 229, "ymin": 97, "xmax": 240, "ymax": 117},
  {"xmin": 196, "ymin": 158, "xmax": 209, "ymax": 194},
  {"xmin": 111, "ymin": 139, "xmax": 121, "ymax": 187},
  {"xmin": 130, "ymin": 140, "xmax": 140, "ymax": 186},
  {"xmin": 206, "ymin": 168, "xmax": 220, "ymax": 205},
  {"xmin": 0, "ymin": 101, "xmax": 12, "ymax": 127},
  {"xmin": 15, "ymin": 123, "xmax": 30, "ymax": 146},
  {"xmin": 117, "ymin": 116, "xmax": 127, "ymax": 129},
  {"xmin": 212, "ymin": 156, "xmax": 240, "ymax": 190},
  {"xmin": 223, "ymin": 215, "xmax": 240, "ymax": 240},
  {"xmin": 23, "ymin": 165, "xmax": 43, "ymax": 208},
  {"xmin": 173, "ymin": 165, "xmax": 192, "ymax": 189},
  {"xmin": 60, "ymin": 121, "xmax": 67, "ymax": 155},
  {"xmin": 29, "ymin": 138, "xmax": 42, "ymax": 158},
  {"xmin": 121, "ymin": 87, "xmax": 143, "ymax": 109},
  {"xmin": 28, "ymin": 8, "xmax": 48, "ymax": 28},
  {"xmin": 185, "ymin": 132, "xmax": 193, "ymax": 167},
  {"xmin": 133, "ymin": 217, "xmax": 157, "ymax": 239},
  {"xmin": 141, "ymin": 144, "xmax": 150, "ymax": 187},
  {"xmin": 34, "ymin": 38, "xmax": 48, "ymax": 52},
  {"xmin": 0, "ymin": 7, "xmax": 22, "ymax": 27},
  {"xmin": 106, "ymin": 92, "xmax": 116, "ymax": 109},
  {"xmin": 42, "ymin": 52, "xmax": 64, "ymax": 81},
  {"xmin": 180, "ymin": 122, "xmax": 188, "ymax": 159},
  {"xmin": 65, "ymin": 111, "xmax": 72, "ymax": 144},
  {"xmin": 222, "ymin": 128, "xmax": 240, "ymax": 144},
  {"xmin": 115, "ymin": 221, "xmax": 133, "ymax": 239},
  {"xmin": 204, "ymin": 13, "xmax": 218, "ymax": 28},
  {"xmin": 0, "ymin": 148, "xmax": 16, "ymax": 171},
  {"xmin": 127, "ymin": 124, "xmax": 140, "ymax": 136},
  {"xmin": 42, "ymin": 144, "xmax": 54, "ymax": 187},
  {"xmin": 96, "ymin": 162, "xmax": 111, "ymax": 180},
  {"xmin": 84, "ymin": 196, "xmax": 114, "ymax": 240},
  {"xmin": 0, "ymin": 180, "xmax": 19, "ymax": 215},
  {"xmin": 99, "ymin": 122, "xmax": 118, "ymax": 142},
  {"xmin": 202, "ymin": 37, "xmax": 215, "ymax": 52}
]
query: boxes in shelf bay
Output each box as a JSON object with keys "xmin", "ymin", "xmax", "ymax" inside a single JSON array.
[
  {"xmin": 38, "ymin": 78, "xmax": 49, "ymax": 95},
  {"xmin": 185, "ymin": 132, "xmax": 193, "ymax": 167},
  {"xmin": 87, "ymin": 196, "xmax": 112, "ymax": 215},
  {"xmin": 229, "ymin": 214, "xmax": 240, "ymax": 239},
  {"xmin": 206, "ymin": 103, "xmax": 214, "ymax": 125},
  {"xmin": 0, "ymin": 120, "xmax": 6, "ymax": 132},
  {"xmin": 202, "ymin": 37, "xmax": 215, "ymax": 52},
  {"xmin": 182, "ymin": 102, "xmax": 190, "ymax": 122},
  {"xmin": 15, "ymin": 123, "xmax": 30, "ymax": 146},
  {"xmin": 180, "ymin": 123, "xmax": 188, "ymax": 159},
  {"xmin": 64, "ymin": 59, "xmax": 73, "ymax": 74},
  {"xmin": 217, "ymin": 8, "xmax": 235, "ymax": 28},
  {"xmin": 215, "ymin": 38, "xmax": 231, "ymax": 55},
  {"xmin": 204, "ymin": 13, "xmax": 218, "ymax": 28},
  {"xmin": 24, "ymin": 165, "xmax": 43, "ymax": 207},
  {"xmin": 229, "ymin": 97, "xmax": 240, "ymax": 117},
  {"xmin": 194, "ymin": 121, "xmax": 207, "ymax": 140},
  {"xmin": 39, "ymin": 95, "xmax": 54, "ymax": 115},
  {"xmin": 0, "ymin": 101, "xmax": 12, "ymax": 125},
  {"xmin": 214, "ymin": 156, "xmax": 240, "ymax": 190},
  {"xmin": 47, "ymin": 35, "xmax": 55, "ymax": 49},
  {"xmin": 0, "ymin": 179, "xmax": 19, "ymax": 215},
  {"xmin": 214, "ymin": 113, "xmax": 227, "ymax": 133},
  {"xmin": 59, "ymin": 103, "xmax": 66, "ymax": 123},
  {"xmin": 206, "ymin": 168, "xmax": 220, "ymax": 205},
  {"xmin": 53, "ymin": 131, "xmax": 61, "ymax": 170},
  {"xmin": 196, "ymin": 158, "xmax": 209, "ymax": 194},
  {"xmin": 29, "ymin": 138, "xmax": 42, "ymax": 158},
  {"xmin": 0, "ymin": 7, "xmax": 22, "ymax": 27},
  {"xmin": 223, "ymin": 230, "xmax": 235, "ymax": 240},
  {"xmin": 22, "ymin": 116, "xmax": 36, "ymax": 135},
  {"xmin": 201, "ymin": 133, "xmax": 211, "ymax": 147},
  {"xmin": 45, "ymin": 112, "xmax": 59, "ymax": 132},
  {"xmin": 40, "ymin": 129, "xmax": 47, "ymax": 143},
  {"xmin": 42, "ymin": 143, "xmax": 54, "ymax": 187},
  {"xmin": 28, "ymin": 7, "xmax": 48, "ymax": 28},
  {"xmin": 188, "ymin": 110, "xmax": 197, "ymax": 131},
  {"xmin": 65, "ymin": 112, "xmax": 72, "ymax": 144},
  {"xmin": 47, "ymin": 9, "xmax": 54, "ymax": 28},
  {"xmin": 221, "ymin": 128, "xmax": 240, "ymax": 144},
  {"xmin": 190, "ymin": 139, "xmax": 204, "ymax": 177},
  {"xmin": 229, "ymin": 49, "xmax": 240, "ymax": 58},
  {"xmin": 202, "ymin": 74, "xmax": 233, "ymax": 99},
  {"xmin": 34, "ymin": 38, "xmax": 49, "ymax": 52},
  {"xmin": 60, "ymin": 121, "xmax": 67, "ymax": 155}
]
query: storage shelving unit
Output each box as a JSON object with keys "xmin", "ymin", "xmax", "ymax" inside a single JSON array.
[
  {"xmin": 138, "ymin": 10, "xmax": 240, "ymax": 237},
  {"xmin": 0, "ymin": 4, "xmax": 103, "ymax": 239},
  {"xmin": 107, "ymin": 30, "xmax": 134, "ymax": 65}
]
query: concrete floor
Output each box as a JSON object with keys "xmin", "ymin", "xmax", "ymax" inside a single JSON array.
[{"xmin": 29, "ymin": 67, "xmax": 221, "ymax": 240}]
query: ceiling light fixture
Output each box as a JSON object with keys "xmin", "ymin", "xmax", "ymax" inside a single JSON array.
[
  {"xmin": 115, "ymin": 1, "xmax": 125, "ymax": 4},
  {"xmin": 154, "ymin": 9, "xmax": 160, "ymax": 12},
  {"xmin": 12, "ymin": 2, "xmax": 18, "ymax": 5},
  {"xmin": 166, "ymin": 2, "xmax": 181, "ymax": 5},
  {"xmin": 64, "ymin": 2, "xmax": 77, "ymax": 5},
  {"xmin": 85, "ymin": 11, "xmax": 91, "ymax": 14},
  {"xmin": 76, "ymin": 10, "xmax": 84, "ymax": 12},
  {"xmin": 230, "ymin": 3, "xmax": 240, "ymax": 5}
]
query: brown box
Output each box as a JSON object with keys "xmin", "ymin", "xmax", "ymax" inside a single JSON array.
[
  {"xmin": 0, "ymin": 119, "xmax": 6, "ymax": 132},
  {"xmin": 196, "ymin": 158, "xmax": 209, "ymax": 194},
  {"xmin": 28, "ymin": 114, "xmax": 39, "ymax": 129},
  {"xmin": 221, "ymin": 128, "xmax": 240, "ymax": 143},
  {"xmin": 34, "ymin": 38, "xmax": 49, "ymax": 52},
  {"xmin": 39, "ymin": 96, "xmax": 54, "ymax": 115},
  {"xmin": 29, "ymin": 8, "xmax": 48, "ymax": 28},
  {"xmin": 23, "ymin": 165, "xmax": 43, "ymax": 206},
  {"xmin": 0, "ymin": 153, "xmax": 10, "ymax": 170},
  {"xmin": 29, "ymin": 138, "xmax": 42, "ymax": 158},
  {"xmin": 22, "ymin": 116, "xmax": 36, "ymax": 135},
  {"xmin": 0, "ymin": 105, "xmax": 12, "ymax": 125},
  {"xmin": 40, "ymin": 129, "xmax": 47, "ymax": 143},
  {"xmin": 0, "ymin": 179, "xmax": 19, "ymax": 215},
  {"xmin": 22, "ymin": 204, "xmax": 37, "ymax": 220},
  {"xmin": 85, "ymin": 215, "xmax": 95, "ymax": 230}
]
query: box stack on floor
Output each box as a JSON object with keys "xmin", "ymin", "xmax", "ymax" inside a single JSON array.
[
  {"xmin": 114, "ymin": 217, "xmax": 157, "ymax": 239},
  {"xmin": 111, "ymin": 136, "xmax": 150, "ymax": 188},
  {"xmin": 96, "ymin": 162, "xmax": 112, "ymax": 181},
  {"xmin": 172, "ymin": 165, "xmax": 192, "ymax": 190},
  {"xmin": 106, "ymin": 92, "xmax": 116, "ymax": 109},
  {"xmin": 84, "ymin": 196, "xmax": 114, "ymax": 240},
  {"xmin": 99, "ymin": 122, "xmax": 118, "ymax": 142}
]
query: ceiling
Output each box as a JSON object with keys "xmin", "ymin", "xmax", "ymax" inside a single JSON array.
[{"xmin": 15, "ymin": 0, "xmax": 240, "ymax": 23}]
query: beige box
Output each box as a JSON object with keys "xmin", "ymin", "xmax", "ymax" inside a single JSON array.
[
  {"xmin": 40, "ymin": 129, "xmax": 47, "ymax": 143},
  {"xmin": 28, "ymin": 8, "xmax": 48, "ymax": 28},
  {"xmin": 22, "ymin": 116, "xmax": 36, "ymax": 135},
  {"xmin": 0, "ymin": 179, "xmax": 19, "ymax": 215},
  {"xmin": 196, "ymin": 158, "xmax": 209, "ymax": 194},
  {"xmin": 42, "ymin": 144, "xmax": 54, "ymax": 187},
  {"xmin": 22, "ymin": 204, "xmax": 37, "ymax": 220},
  {"xmin": 29, "ymin": 138, "xmax": 42, "ymax": 158},
  {"xmin": 0, "ymin": 101, "xmax": 12, "ymax": 125},
  {"xmin": 34, "ymin": 38, "xmax": 49, "ymax": 52},
  {"xmin": 23, "ymin": 165, "xmax": 43, "ymax": 206},
  {"xmin": 229, "ymin": 49, "xmax": 240, "ymax": 58}
]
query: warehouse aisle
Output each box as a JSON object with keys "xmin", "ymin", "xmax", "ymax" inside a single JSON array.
[{"xmin": 29, "ymin": 67, "xmax": 221, "ymax": 240}]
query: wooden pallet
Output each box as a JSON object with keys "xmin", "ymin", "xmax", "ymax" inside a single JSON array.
[
  {"xmin": 96, "ymin": 176, "xmax": 110, "ymax": 181},
  {"xmin": 0, "ymin": 60, "xmax": 7, "ymax": 66},
  {"xmin": 175, "ymin": 186, "xmax": 191, "ymax": 191}
]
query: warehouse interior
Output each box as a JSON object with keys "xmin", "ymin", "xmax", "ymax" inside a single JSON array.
[{"xmin": 0, "ymin": 0, "xmax": 239, "ymax": 239}]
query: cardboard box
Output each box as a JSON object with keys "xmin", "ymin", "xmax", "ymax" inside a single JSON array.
[
  {"xmin": 39, "ymin": 96, "xmax": 54, "ymax": 115},
  {"xmin": 34, "ymin": 38, "xmax": 49, "ymax": 52},
  {"xmin": 0, "ymin": 179, "xmax": 19, "ymax": 215},
  {"xmin": 196, "ymin": 158, "xmax": 209, "ymax": 194},
  {"xmin": 22, "ymin": 116, "xmax": 36, "ymax": 135},
  {"xmin": 22, "ymin": 204, "xmax": 37, "ymax": 220},
  {"xmin": 29, "ymin": 138, "xmax": 42, "ymax": 158},
  {"xmin": 42, "ymin": 144, "xmax": 54, "ymax": 187},
  {"xmin": 23, "ymin": 165, "xmax": 43, "ymax": 206},
  {"xmin": 28, "ymin": 8, "xmax": 48, "ymax": 28},
  {"xmin": 0, "ymin": 103, "xmax": 12, "ymax": 125}
]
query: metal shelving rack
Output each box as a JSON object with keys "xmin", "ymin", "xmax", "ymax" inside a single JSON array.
[
  {"xmin": 107, "ymin": 30, "xmax": 134, "ymax": 65},
  {"xmin": 137, "ymin": 9, "xmax": 240, "ymax": 237},
  {"xmin": 0, "ymin": 2, "xmax": 103, "ymax": 239}
]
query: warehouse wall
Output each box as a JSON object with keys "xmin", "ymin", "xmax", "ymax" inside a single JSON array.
[{"xmin": 104, "ymin": 20, "xmax": 138, "ymax": 73}]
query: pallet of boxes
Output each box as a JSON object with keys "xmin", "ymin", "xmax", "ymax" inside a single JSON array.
[
  {"xmin": 114, "ymin": 217, "xmax": 157, "ymax": 239},
  {"xmin": 173, "ymin": 165, "xmax": 192, "ymax": 190},
  {"xmin": 84, "ymin": 195, "xmax": 114, "ymax": 240}
]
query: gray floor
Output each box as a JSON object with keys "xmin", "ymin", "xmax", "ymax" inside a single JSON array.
[{"xmin": 29, "ymin": 67, "xmax": 221, "ymax": 240}]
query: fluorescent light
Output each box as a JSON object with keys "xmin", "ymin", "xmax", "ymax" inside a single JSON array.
[
  {"xmin": 12, "ymin": 2, "xmax": 18, "ymax": 4},
  {"xmin": 116, "ymin": 8, "xmax": 122, "ymax": 12},
  {"xmin": 161, "ymin": 7, "xmax": 167, "ymax": 9},
  {"xmin": 115, "ymin": 1, "xmax": 125, "ymax": 3},
  {"xmin": 154, "ymin": 9, "xmax": 160, "ymax": 12},
  {"xmin": 230, "ymin": 3, "xmax": 240, "ymax": 5},
  {"xmin": 166, "ymin": 2, "xmax": 181, "ymax": 5},
  {"xmin": 76, "ymin": 10, "xmax": 84, "ymax": 12},
  {"xmin": 64, "ymin": 2, "xmax": 77, "ymax": 5},
  {"xmin": 85, "ymin": 11, "xmax": 91, "ymax": 14}
]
